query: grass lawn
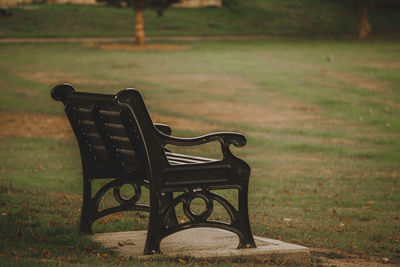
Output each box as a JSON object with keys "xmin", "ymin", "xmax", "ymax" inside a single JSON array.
[{"xmin": 0, "ymin": 39, "xmax": 399, "ymax": 266}]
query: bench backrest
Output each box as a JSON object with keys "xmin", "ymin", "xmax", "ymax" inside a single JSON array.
[{"xmin": 51, "ymin": 84, "xmax": 153, "ymax": 180}]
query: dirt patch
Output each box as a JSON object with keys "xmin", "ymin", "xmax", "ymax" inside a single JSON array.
[
  {"xmin": 325, "ymin": 72, "xmax": 388, "ymax": 93},
  {"xmin": 0, "ymin": 111, "xmax": 73, "ymax": 139},
  {"xmin": 310, "ymin": 74, "xmax": 399, "ymax": 109},
  {"xmin": 160, "ymin": 97, "xmax": 322, "ymax": 129},
  {"xmin": 367, "ymin": 61, "xmax": 400, "ymax": 69},
  {"xmin": 85, "ymin": 43, "xmax": 192, "ymax": 51},
  {"xmin": 131, "ymin": 73, "xmax": 258, "ymax": 96},
  {"xmin": 308, "ymin": 75, "xmax": 344, "ymax": 89},
  {"xmin": 367, "ymin": 97, "xmax": 400, "ymax": 110},
  {"xmin": 150, "ymin": 113, "xmax": 219, "ymax": 133},
  {"xmin": 0, "ymin": 110, "xmax": 218, "ymax": 140},
  {"xmin": 15, "ymin": 71, "xmax": 119, "ymax": 87},
  {"xmin": 310, "ymin": 248, "xmax": 398, "ymax": 267},
  {"xmin": 251, "ymin": 131, "xmax": 357, "ymax": 147}
]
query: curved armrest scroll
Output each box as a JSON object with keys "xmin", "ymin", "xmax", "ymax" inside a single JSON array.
[{"xmin": 154, "ymin": 123, "xmax": 172, "ymax": 135}]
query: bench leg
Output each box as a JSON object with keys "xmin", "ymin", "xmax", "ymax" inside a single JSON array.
[
  {"xmin": 237, "ymin": 185, "xmax": 256, "ymax": 248},
  {"xmin": 79, "ymin": 207, "xmax": 94, "ymax": 234},
  {"xmin": 79, "ymin": 179, "xmax": 94, "ymax": 234},
  {"xmin": 143, "ymin": 192, "xmax": 179, "ymax": 254},
  {"xmin": 144, "ymin": 189, "xmax": 167, "ymax": 255},
  {"xmin": 143, "ymin": 210, "xmax": 163, "ymax": 255}
]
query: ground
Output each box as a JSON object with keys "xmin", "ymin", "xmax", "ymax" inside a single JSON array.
[{"xmin": 0, "ymin": 111, "xmax": 396, "ymax": 267}]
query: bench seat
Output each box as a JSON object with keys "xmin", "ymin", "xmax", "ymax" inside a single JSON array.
[{"xmin": 165, "ymin": 152, "xmax": 218, "ymax": 165}]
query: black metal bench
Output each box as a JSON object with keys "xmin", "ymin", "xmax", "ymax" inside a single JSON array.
[{"xmin": 51, "ymin": 84, "xmax": 256, "ymax": 255}]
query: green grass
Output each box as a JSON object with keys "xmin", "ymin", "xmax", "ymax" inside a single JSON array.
[
  {"xmin": 0, "ymin": 0, "xmax": 399, "ymax": 38},
  {"xmin": 0, "ymin": 39, "xmax": 399, "ymax": 265}
]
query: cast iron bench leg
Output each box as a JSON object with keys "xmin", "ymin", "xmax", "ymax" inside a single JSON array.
[
  {"xmin": 237, "ymin": 183, "xmax": 256, "ymax": 248},
  {"xmin": 80, "ymin": 178, "xmax": 95, "ymax": 234},
  {"xmin": 144, "ymin": 207, "xmax": 163, "ymax": 254}
]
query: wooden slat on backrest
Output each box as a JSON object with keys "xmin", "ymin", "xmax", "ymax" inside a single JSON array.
[{"xmin": 64, "ymin": 92, "xmax": 146, "ymax": 177}]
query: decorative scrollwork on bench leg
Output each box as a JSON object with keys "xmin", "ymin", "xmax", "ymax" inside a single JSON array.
[
  {"xmin": 162, "ymin": 190, "xmax": 235, "ymax": 226},
  {"xmin": 182, "ymin": 191, "xmax": 214, "ymax": 223},
  {"xmin": 156, "ymin": 188, "xmax": 255, "ymax": 249},
  {"xmin": 79, "ymin": 177, "xmax": 150, "ymax": 234}
]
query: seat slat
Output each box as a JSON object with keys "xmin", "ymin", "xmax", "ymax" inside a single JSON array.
[
  {"xmin": 165, "ymin": 152, "xmax": 217, "ymax": 162},
  {"xmin": 166, "ymin": 152, "xmax": 217, "ymax": 165},
  {"xmin": 167, "ymin": 156, "xmax": 208, "ymax": 164},
  {"xmin": 167, "ymin": 160, "xmax": 184, "ymax": 165},
  {"xmin": 167, "ymin": 154, "xmax": 215, "ymax": 162}
]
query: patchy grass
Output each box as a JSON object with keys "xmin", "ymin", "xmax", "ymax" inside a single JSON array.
[{"xmin": 0, "ymin": 40, "xmax": 399, "ymax": 265}]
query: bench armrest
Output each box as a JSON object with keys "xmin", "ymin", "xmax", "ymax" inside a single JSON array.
[
  {"xmin": 154, "ymin": 123, "xmax": 172, "ymax": 135},
  {"xmin": 162, "ymin": 132, "xmax": 247, "ymax": 148},
  {"xmin": 161, "ymin": 132, "xmax": 246, "ymax": 159}
]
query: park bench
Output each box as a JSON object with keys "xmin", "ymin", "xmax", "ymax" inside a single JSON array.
[{"xmin": 51, "ymin": 84, "xmax": 256, "ymax": 254}]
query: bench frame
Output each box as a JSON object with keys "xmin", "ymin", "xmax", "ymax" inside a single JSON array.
[{"xmin": 51, "ymin": 84, "xmax": 256, "ymax": 254}]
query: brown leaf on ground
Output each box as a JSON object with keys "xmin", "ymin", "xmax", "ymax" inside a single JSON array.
[
  {"xmin": 39, "ymin": 235, "xmax": 49, "ymax": 241},
  {"xmin": 41, "ymin": 249, "xmax": 51, "ymax": 256},
  {"xmin": 177, "ymin": 258, "xmax": 187, "ymax": 264},
  {"xmin": 100, "ymin": 253, "xmax": 110, "ymax": 259},
  {"xmin": 283, "ymin": 188, "xmax": 292, "ymax": 195}
]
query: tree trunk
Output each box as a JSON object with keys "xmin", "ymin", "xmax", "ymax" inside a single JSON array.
[
  {"xmin": 134, "ymin": 7, "xmax": 145, "ymax": 45},
  {"xmin": 356, "ymin": 3, "xmax": 371, "ymax": 39}
]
